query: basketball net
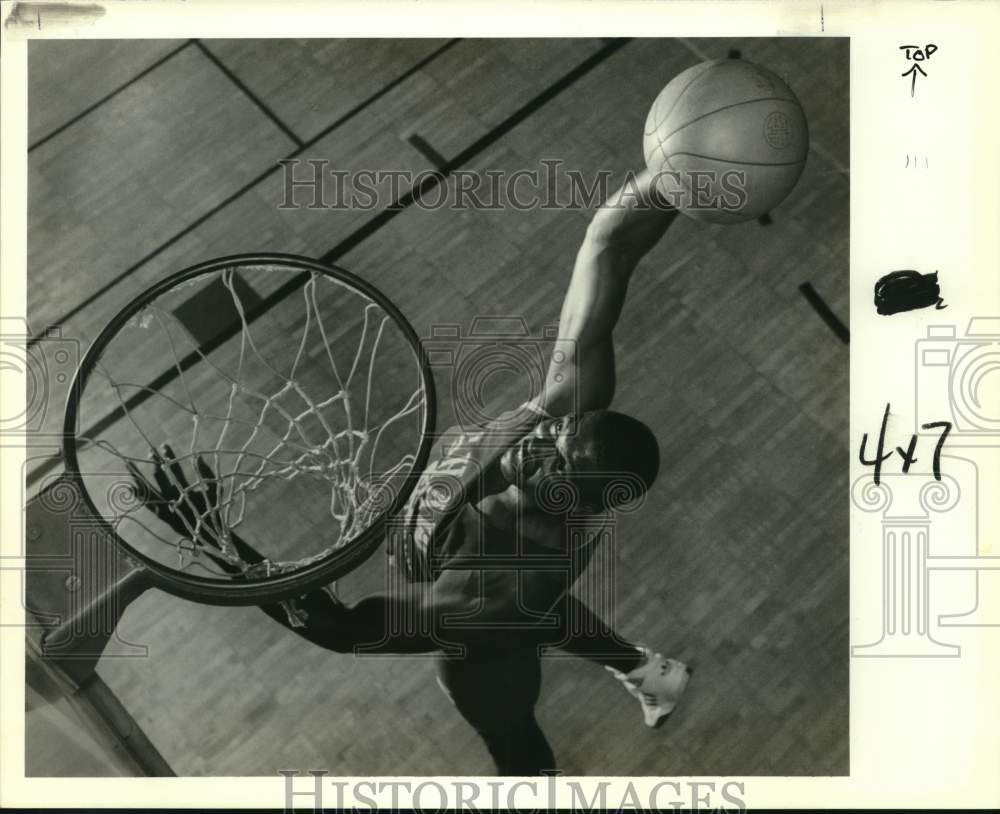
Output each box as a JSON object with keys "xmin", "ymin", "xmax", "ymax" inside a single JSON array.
[{"xmin": 85, "ymin": 267, "xmax": 426, "ymax": 580}]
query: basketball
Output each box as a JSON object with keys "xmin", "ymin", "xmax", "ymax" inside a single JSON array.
[{"xmin": 643, "ymin": 59, "xmax": 809, "ymax": 224}]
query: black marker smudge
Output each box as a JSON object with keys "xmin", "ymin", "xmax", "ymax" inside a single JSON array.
[
  {"xmin": 874, "ymin": 270, "xmax": 946, "ymax": 315},
  {"xmin": 4, "ymin": 2, "xmax": 105, "ymax": 31}
]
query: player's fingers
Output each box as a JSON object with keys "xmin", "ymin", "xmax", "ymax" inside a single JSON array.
[
  {"xmin": 196, "ymin": 455, "xmax": 219, "ymax": 493},
  {"xmin": 149, "ymin": 445, "xmax": 171, "ymax": 485},
  {"xmin": 198, "ymin": 458, "xmax": 228, "ymax": 538},
  {"xmin": 195, "ymin": 456, "xmax": 223, "ymax": 519},
  {"xmin": 151, "ymin": 459, "xmax": 175, "ymax": 498},
  {"xmin": 161, "ymin": 443, "xmax": 191, "ymax": 491}
]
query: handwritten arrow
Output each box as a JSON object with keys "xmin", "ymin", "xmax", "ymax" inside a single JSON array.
[{"xmin": 902, "ymin": 63, "xmax": 927, "ymax": 97}]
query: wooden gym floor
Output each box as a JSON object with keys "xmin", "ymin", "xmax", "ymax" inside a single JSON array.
[{"xmin": 25, "ymin": 37, "xmax": 849, "ymax": 776}]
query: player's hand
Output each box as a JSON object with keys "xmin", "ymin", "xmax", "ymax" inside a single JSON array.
[{"xmin": 127, "ymin": 444, "xmax": 225, "ymax": 547}]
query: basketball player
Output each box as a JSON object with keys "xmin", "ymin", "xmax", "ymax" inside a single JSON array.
[{"xmin": 131, "ymin": 166, "xmax": 689, "ymax": 775}]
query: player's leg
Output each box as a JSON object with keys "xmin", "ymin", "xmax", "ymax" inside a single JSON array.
[
  {"xmin": 550, "ymin": 594, "xmax": 691, "ymax": 729},
  {"xmin": 549, "ymin": 592, "xmax": 644, "ymax": 670},
  {"xmin": 434, "ymin": 647, "xmax": 556, "ymax": 775},
  {"xmin": 267, "ymin": 588, "xmax": 443, "ymax": 655},
  {"xmin": 198, "ymin": 530, "xmax": 441, "ymax": 654}
]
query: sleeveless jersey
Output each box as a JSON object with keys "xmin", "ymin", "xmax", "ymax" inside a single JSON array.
[{"xmin": 390, "ymin": 401, "xmax": 548, "ymax": 583}]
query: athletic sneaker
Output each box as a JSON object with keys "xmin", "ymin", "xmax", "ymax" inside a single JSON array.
[{"xmin": 605, "ymin": 647, "xmax": 691, "ymax": 728}]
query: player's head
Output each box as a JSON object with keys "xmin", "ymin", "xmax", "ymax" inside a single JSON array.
[{"xmin": 499, "ymin": 410, "xmax": 660, "ymax": 513}]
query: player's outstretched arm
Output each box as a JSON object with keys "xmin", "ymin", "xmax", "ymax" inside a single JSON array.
[{"xmin": 534, "ymin": 167, "xmax": 678, "ymax": 417}]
